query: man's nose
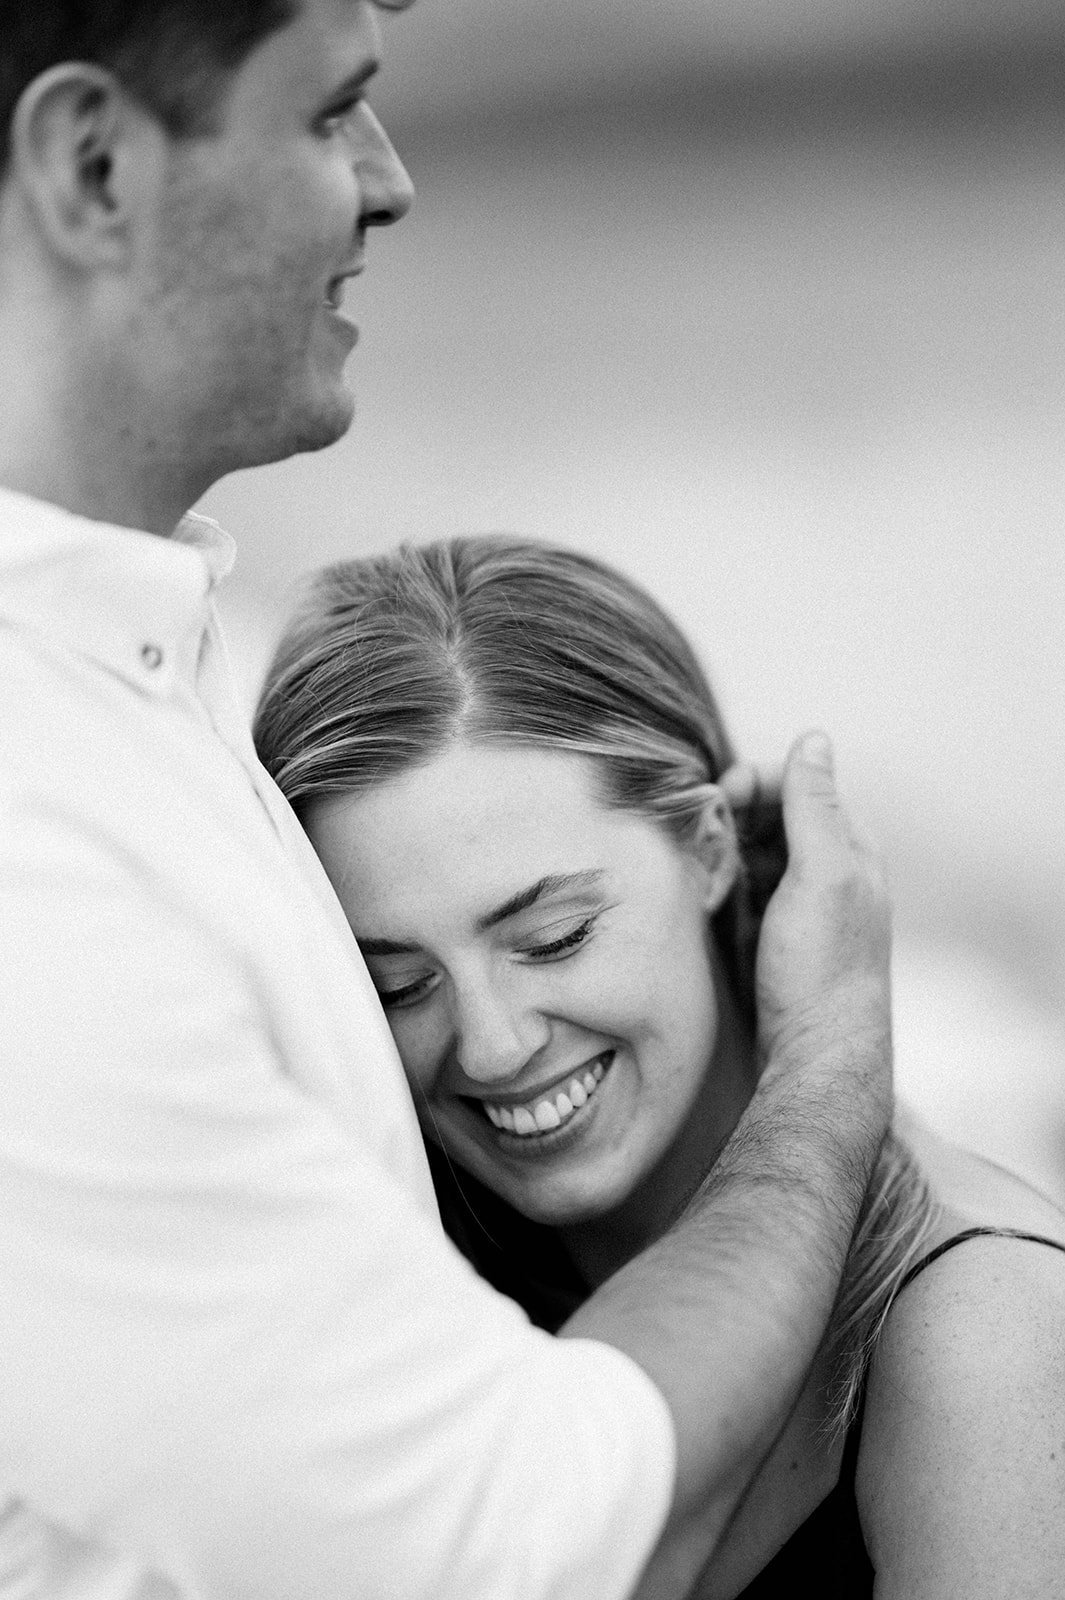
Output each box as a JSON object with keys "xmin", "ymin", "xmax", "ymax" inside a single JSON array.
[
  {"xmin": 356, "ymin": 105, "xmax": 414, "ymax": 228},
  {"xmin": 452, "ymin": 981, "xmax": 549, "ymax": 1086}
]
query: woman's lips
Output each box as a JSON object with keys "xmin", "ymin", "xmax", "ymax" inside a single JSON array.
[{"xmin": 480, "ymin": 1052, "xmax": 613, "ymax": 1138}]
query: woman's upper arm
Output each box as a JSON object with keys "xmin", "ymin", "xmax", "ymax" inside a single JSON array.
[{"xmin": 857, "ymin": 1236, "xmax": 1065, "ymax": 1599}]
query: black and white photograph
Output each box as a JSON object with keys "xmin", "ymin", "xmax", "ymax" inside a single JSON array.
[{"xmin": 2, "ymin": 3, "xmax": 1063, "ymax": 1597}]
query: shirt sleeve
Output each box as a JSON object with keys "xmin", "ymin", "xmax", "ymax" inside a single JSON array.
[{"xmin": 0, "ymin": 800, "xmax": 675, "ymax": 1600}]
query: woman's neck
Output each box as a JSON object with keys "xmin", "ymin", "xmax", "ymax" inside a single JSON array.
[{"xmin": 559, "ymin": 963, "xmax": 759, "ymax": 1290}]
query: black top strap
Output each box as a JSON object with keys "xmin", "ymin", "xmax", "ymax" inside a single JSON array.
[{"xmin": 895, "ymin": 1226, "xmax": 1065, "ymax": 1300}]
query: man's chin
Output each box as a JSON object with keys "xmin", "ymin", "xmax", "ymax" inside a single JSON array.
[
  {"xmin": 289, "ymin": 387, "xmax": 357, "ymax": 455},
  {"xmin": 241, "ymin": 388, "xmax": 356, "ymax": 468}
]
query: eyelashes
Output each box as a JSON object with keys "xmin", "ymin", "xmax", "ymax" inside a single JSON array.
[
  {"xmin": 373, "ymin": 915, "xmax": 600, "ymax": 1011},
  {"xmin": 375, "ymin": 972, "xmax": 437, "ymax": 1010},
  {"xmin": 520, "ymin": 916, "xmax": 597, "ymax": 960},
  {"xmin": 316, "ymin": 96, "xmax": 366, "ymax": 139}
]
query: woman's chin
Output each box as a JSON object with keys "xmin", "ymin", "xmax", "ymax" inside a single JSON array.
[{"xmin": 467, "ymin": 1155, "xmax": 642, "ymax": 1229}]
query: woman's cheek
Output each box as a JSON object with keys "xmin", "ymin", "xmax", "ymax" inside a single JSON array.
[
  {"xmin": 391, "ymin": 1010, "xmax": 447, "ymax": 1099},
  {"xmin": 562, "ymin": 947, "xmax": 644, "ymax": 1037}
]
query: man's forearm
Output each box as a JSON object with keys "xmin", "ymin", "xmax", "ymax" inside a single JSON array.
[{"xmin": 562, "ymin": 1030, "xmax": 888, "ymax": 1595}]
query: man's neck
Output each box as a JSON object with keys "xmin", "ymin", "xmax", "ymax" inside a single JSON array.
[
  {"xmin": 0, "ymin": 455, "xmax": 197, "ymax": 537},
  {"xmin": 0, "ymin": 299, "xmax": 204, "ymax": 535}
]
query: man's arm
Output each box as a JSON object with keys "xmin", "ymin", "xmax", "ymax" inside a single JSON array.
[
  {"xmin": 0, "ymin": 722, "xmax": 886, "ymax": 1600},
  {"xmin": 563, "ymin": 733, "xmax": 892, "ymax": 1596}
]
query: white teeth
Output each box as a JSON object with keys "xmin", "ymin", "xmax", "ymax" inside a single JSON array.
[{"xmin": 482, "ymin": 1054, "xmax": 612, "ymax": 1139}]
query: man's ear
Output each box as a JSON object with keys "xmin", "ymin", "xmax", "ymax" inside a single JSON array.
[
  {"xmin": 688, "ymin": 787, "xmax": 741, "ymax": 914},
  {"xmin": 9, "ymin": 64, "xmax": 159, "ymax": 269}
]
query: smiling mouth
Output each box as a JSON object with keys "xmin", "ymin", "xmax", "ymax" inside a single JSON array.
[{"xmin": 480, "ymin": 1052, "xmax": 614, "ymax": 1139}]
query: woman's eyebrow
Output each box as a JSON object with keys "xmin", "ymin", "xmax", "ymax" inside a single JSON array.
[
  {"xmin": 356, "ymin": 872, "xmax": 605, "ymax": 956},
  {"xmin": 358, "ymin": 934, "xmax": 420, "ymax": 956},
  {"xmin": 477, "ymin": 872, "xmax": 604, "ymax": 932}
]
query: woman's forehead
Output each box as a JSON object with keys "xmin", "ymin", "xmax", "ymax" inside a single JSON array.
[{"xmin": 304, "ymin": 742, "xmax": 665, "ymax": 928}]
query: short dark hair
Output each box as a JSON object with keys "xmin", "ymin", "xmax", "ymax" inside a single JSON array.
[{"xmin": 0, "ymin": 1, "xmax": 298, "ymax": 174}]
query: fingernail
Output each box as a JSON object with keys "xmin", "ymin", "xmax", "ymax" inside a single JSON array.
[{"xmin": 803, "ymin": 732, "xmax": 832, "ymax": 769}]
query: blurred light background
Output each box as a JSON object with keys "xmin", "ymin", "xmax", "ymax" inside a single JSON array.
[{"xmin": 203, "ymin": 0, "xmax": 1065, "ymax": 1202}]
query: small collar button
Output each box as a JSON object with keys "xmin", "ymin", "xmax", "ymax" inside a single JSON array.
[{"xmin": 141, "ymin": 643, "xmax": 164, "ymax": 671}]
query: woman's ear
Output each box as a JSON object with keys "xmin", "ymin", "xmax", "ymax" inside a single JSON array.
[
  {"xmin": 688, "ymin": 787, "xmax": 741, "ymax": 913},
  {"xmin": 9, "ymin": 64, "xmax": 161, "ymax": 270}
]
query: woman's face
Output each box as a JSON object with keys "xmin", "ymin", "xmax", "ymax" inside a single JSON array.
[{"xmin": 306, "ymin": 741, "xmax": 741, "ymax": 1227}]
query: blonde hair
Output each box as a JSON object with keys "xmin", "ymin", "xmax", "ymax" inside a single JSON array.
[{"xmin": 256, "ymin": 533, "xmax": 937, "ymax": 1431}]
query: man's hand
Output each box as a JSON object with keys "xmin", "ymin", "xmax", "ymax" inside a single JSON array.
[{"xmin": 748, "ymin": 734, "xmax": 892, "ymax": 1125}]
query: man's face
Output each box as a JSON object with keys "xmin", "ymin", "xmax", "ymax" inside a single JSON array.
[{"xmin": 132, "ymin": 0, "xmax": 413, "ymax": 479}]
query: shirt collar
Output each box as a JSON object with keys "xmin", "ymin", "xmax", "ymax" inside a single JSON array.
[{"xmin": 0, "ymin": 486, "xmax": 237, "ymax": 696}]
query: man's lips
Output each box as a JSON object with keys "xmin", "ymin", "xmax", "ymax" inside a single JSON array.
[{"xmin": 325, "ymin": 264, "xmax": 364, "ymax": 311}]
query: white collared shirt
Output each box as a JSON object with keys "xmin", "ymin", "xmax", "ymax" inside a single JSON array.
[{"xmin": 0, "ymin": 488, "xmax": 674, "ymax": 1600}]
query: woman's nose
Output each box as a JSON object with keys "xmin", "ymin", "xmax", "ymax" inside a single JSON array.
[{"xmin": 452, "ymin": 983, "xmax": 549, "ymax": 1086}]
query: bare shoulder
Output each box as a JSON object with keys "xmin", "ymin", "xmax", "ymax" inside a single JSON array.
[{"xmin": 856, "ymin": 1119, "xmax": 1065, "ymax": 1597}]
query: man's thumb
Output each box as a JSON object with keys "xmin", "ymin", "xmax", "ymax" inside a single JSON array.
[{"xmin": 781, "ymin": 731, "xmax": 842, "ymax": 859}]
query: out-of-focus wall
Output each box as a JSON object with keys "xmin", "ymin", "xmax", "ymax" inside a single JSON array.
[
  {"xmin": 203, "ymin": 3, "xmax": 1065, "ymax": 1200},
  {"xmin": 374, "ymin": 0, "xmax": 1065, "ymax": 126}
]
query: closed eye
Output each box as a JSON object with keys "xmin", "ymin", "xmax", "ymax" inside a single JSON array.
[
  {"xmin": 519, "ymin": 917, "xmax": 597, "ymax": 961},
  {"xmin": 374, "ymin": 970, "xmax": 440, "ymax": 1010}
]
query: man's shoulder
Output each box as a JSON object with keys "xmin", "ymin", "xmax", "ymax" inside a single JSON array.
[{"xmin": 0, "ymin": 624, "xmax": 147, "ymax": 820}]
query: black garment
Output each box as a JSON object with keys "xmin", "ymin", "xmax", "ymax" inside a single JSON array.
[
  {"xmin": 736, "ymin": 1393, "xmax": 873, "ymax": 1598},
  {"xmin": 734, "ymin": 1228, "xmax": 1065, "ymax": 1598},
  {"xmin": 427, "ymin": 1143, "xmax": 587, "ymax": 1329}
]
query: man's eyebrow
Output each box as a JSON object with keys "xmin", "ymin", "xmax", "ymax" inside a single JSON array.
[
  {"xmin": 477, "ymin": 872, "xmax": 605, "ymax": 933},
  {"xmin": 322, "ymin": 60, "xmax": 380, "ymax": 106}
]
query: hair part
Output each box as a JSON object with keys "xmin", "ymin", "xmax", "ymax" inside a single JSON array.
[
  {"xmin": 255, "ymin": 532, "xmax": 937, "ymax": 1434},
  {"xmin": 257, "ymin": 534, "xmax": 737, "ymax": 831},
  {"xmin": 0, "ymin": 1, "xmax": 297, "ymax": 175}
]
